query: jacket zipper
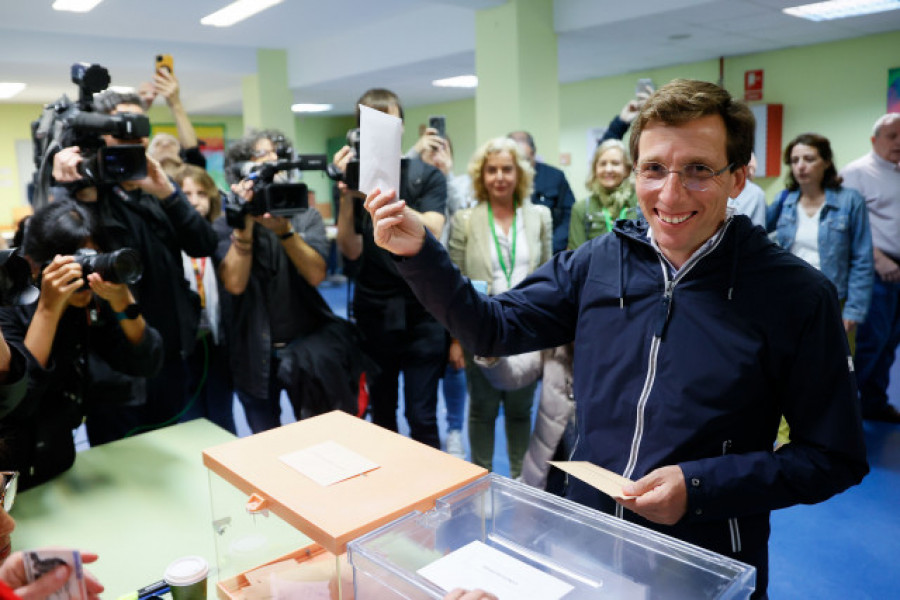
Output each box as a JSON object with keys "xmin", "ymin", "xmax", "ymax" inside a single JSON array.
[
  {"xmin": 614, "ymin": 222, "xmax": 733, "ymax": 520},
  {"xmin": 722, "ymin": 439, "xmax": 742, "ymax": 553}
]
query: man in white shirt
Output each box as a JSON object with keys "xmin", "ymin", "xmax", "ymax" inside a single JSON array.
[
  {"xmin": 728, "ymin": 153, "xmax": 766, "ymax": 228},
  {"xmin": 840, "ymin": 113, "xmax": 900, "ymax": 423}
]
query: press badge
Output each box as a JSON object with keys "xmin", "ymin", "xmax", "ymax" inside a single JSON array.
[{"xmin": 471, "ymin": 280, "xmax": 489, "ymax": 295}]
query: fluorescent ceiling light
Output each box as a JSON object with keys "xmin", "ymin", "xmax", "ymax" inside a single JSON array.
[
  {"xmin": 52, "ymin": 0, "xmax": 104, "ymax": 12},
  {"xmin": 0, "ymin": 83, "xmax": 26, "ymax": 99},
  {"xmin": 432, "ymin": 75, "xmax": 478, "ymax": 88},
  {"xmin": 108, "ymin": 86, "xmax": 135, "ymax": 93},
  {"xmin": 291, "ymin": 103, "xmax": 333, "ymax": 113},
  {"xmin": 201, "ymin": 0, "xmax": 284, "ymax": 27},
  {"xmin": 783, "ymin": 0, "xmax": 900, "ymax": 21}
]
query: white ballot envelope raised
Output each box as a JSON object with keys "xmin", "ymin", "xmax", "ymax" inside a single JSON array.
[
  {"xmin": 359, "ymin": 104, "xmax": 403, "ymax": 196},
  {"xmin": 549, "ymin": 461, "xmax": 636, "ymax": 500}
]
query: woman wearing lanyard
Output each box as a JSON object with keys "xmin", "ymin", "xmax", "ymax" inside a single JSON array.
[
  {"xmin": 173, "ymin": 165, "xmax": 235, "ymax": 434},
  {"xmin": 568, "ymin": 139, "xmax": 638, "ymax": 250},
  {"xmin": 448, "ymin": 137, "xmax": 552, "ymax": 477}
]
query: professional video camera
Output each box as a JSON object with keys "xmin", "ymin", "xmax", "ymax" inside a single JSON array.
[
  {"xmin": 225, "ymin": 155, "xmax": 330, "ymax": 228},
  {"xmin": 73, "ymin": 247, "xmax": 143, "ymax": 287},
  {"xmin": 31, "ymin": 63, "xmax": 151, "ymax": 207}
]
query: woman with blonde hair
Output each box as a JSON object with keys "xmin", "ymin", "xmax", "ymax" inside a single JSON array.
[
  {"xmin": 448, "ymin": 137, "xmax": 552, "ymax": 476},
  {"xmin": 568, "ymin": 138, "xmax": 638, "ymax": 249}
]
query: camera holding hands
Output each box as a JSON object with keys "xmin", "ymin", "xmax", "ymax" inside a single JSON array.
[
  {"xmin": 37, "ymin": 249, "xmax": 142, "ymax": 318},
  {"xmin": 224, "ymin": 155, "xmax": 329, "ymax": 229}
]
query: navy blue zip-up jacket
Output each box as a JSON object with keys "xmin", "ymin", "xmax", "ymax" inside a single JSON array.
[{"xmin": 397, "ymin": 214, "xmax": 868, "ymax": 597}]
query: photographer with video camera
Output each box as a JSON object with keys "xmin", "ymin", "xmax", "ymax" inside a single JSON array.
[
  {"xmin": 0, "ymin": 201, "xmax": 163, "ymax": 490},
  {"xmin": 332, "ymin": 88, "xmax": 448, "ymax": 449},
  {"xmin": 216, "ymin": 130, "xmax": 370, "ymax": 432},
  {"xmin": 38, "ymin": 70, "xmax": 216, "ymax": 443}
]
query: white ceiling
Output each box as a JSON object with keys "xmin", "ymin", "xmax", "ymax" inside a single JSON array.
[{"xmin": 1, "ymin": 0, "xmax": 898, "ymax": 116}]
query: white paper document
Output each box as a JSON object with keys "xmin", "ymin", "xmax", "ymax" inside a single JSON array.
[
  {"xmin": 359, "ymin": 104, "xmax": 403, "ymax": 196},
  {"xmin": 279, "ymin": 440, "xmax": 380, "ymax": 486},
  {"xmin": 418, "ymin": 541, "xmax": 574, "ymax": 600}
]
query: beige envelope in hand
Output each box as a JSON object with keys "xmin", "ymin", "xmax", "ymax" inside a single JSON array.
[{"xmin": 549, "ymin": 461, "xmax": 636, "ymax": 500}]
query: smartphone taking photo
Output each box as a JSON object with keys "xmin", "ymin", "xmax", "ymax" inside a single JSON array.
[
  {"xmin": 155, "ymin": 54, "xmax": 174, "ymax": 75},
  {"xmin": 428, "ymin": 115, "xmax": 446, "ymax": 138}
]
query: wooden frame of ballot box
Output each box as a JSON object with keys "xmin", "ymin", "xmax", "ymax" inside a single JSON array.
[{"xmin": 202, "ymin": 410, "xmax": 487, "ymax": 599}]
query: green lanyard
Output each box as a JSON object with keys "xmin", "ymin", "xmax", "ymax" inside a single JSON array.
[
  {"xmin": 601, "ymin": 206, "xmax": 630, "ymax": 233},
  {"xmin": 487, "ymin": 202, "xmax": 517, "ymax": 289}
]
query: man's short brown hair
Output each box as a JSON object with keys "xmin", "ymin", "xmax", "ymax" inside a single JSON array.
[
  {"xmin": 629, "ymin": 79, "xmax": 755, "ymax": 171},
  {"xmin": 355, "ymin": 88, "xmax": 404, "ymax": 125}
]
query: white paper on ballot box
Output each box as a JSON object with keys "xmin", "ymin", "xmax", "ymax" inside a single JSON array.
[
  {"xmin": 418, "ymin": 541, "xmax": 574, "ymax": 600},
  {"xmin": 359, "ymin": 104, "xmax": 403, "ymax": 196}
]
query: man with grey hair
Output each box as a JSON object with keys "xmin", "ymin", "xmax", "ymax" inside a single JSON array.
[
  {"xmin": 728, "ymin": 153, "xmax": 766, "ymax": 228},
  {"xmin": 841, "ymin": 113, "xmax": 900, "ymax": 423}
]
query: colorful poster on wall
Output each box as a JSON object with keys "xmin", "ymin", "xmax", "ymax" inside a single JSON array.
[
  {"xmin": 150, "ymin": 123, "xmax": 228, "ymax": 190},
  {"xmin": 889, "ymin": 67, "xmax": 900, "ymax": 113}
]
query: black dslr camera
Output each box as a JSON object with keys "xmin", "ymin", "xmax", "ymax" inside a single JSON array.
[
  {"xmin": 31, "ymin": 63, "xmax": 151, "ymax": 207},
  {"xmin": 224, "ymin": 155, "xmax": 329, "ymax": 229},
  {"xmin": 73, "ymin": 248, "xmax": 143, "ymax": 287},
  {"xmin": 326, "ymin": 128, "xmax": 362, "ymax": 191}
]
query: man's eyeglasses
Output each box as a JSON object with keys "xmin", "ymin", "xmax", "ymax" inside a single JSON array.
[
  {"xmin": 634, "ymin": 162, "xmax": 734, "ymax": 192},
  {"xmin": 1, "ymin": 471, "xmax": 17, "ymax": 512}
]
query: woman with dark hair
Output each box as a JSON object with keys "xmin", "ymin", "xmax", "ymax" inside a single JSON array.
[
  {"xmin": 0, "ymin": 201, "xmax": 163, "ymax": 490},
  {"xmin": 767, "ymin": 133, "xmax": 873, "ymax": 337},
  {"xmin": 766, "ymin": 133, "xmax": 873, "ymax": 445}
]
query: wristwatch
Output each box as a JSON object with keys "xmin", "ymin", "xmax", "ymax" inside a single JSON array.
[
  {"xmin": 279, "ymin": 228, "xmax": 295, "ymax": 240},
  {"xmin": 115, "ymin": 303, "xmax": 142, "ymax": 322}
]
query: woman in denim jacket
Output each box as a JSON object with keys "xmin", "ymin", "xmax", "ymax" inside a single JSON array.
[{"xmin": 767, "ymin": 133, "xmax": 873, "ymax": 339}]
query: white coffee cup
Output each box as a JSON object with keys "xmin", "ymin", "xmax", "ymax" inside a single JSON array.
[{"xmin": 164, "ymin": 555, "xmax": 209, "ymax": 600}]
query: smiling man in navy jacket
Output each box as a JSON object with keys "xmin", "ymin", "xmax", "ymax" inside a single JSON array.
[{"xmin": 362, "ymin": 79, "xmax": 868, "ymax": 598}]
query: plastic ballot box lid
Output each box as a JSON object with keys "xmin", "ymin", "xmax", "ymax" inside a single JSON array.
[{"xmin": 202, "ymin": 410, "xmax": 488, "ymax": 555}]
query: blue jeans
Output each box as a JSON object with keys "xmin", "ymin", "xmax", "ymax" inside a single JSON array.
[
  {"xmin": 855, "ymin": 276, "xmax": 900, "ymax": 414},
  {"xmin": 442, "ymin": 364, "xmax": 467, "ymax": 432}
]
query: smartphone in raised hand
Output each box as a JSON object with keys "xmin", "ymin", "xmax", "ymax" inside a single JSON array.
[
  {"xmin": 635, "ymin": 78, "xmax": 655, "ymax": 96},
  {"xmin": 428, "ymin": 115, "xmax": 446, "ymax": 138},
  {"xmin": 155, "ymin": 54, "xmax": 174, "ymax": 75}
]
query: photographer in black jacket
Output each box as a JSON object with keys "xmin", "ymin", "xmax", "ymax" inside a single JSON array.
[
  {"xmin": 49, "ymin": 90, "xmax": 216, "ymax": 443},
  {"xmin": 333, "ymin": 88, "xmax": 448, "ymax": 448},
  {"xmin": 216, "ymin": 130, "xmax": 371, "ymax": 432},
  {"xmin": 0, "ymin": 201, "xmax": 163, "ymax": 490}
]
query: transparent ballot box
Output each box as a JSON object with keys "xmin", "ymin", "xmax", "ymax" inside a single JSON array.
[
  {"xmin": 349, "ymin": 474, "xmax": 756, "ymax": 600},
  {"xmin": 203, "ymin": 410, "xmax": 487, "ymax": 600}
]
